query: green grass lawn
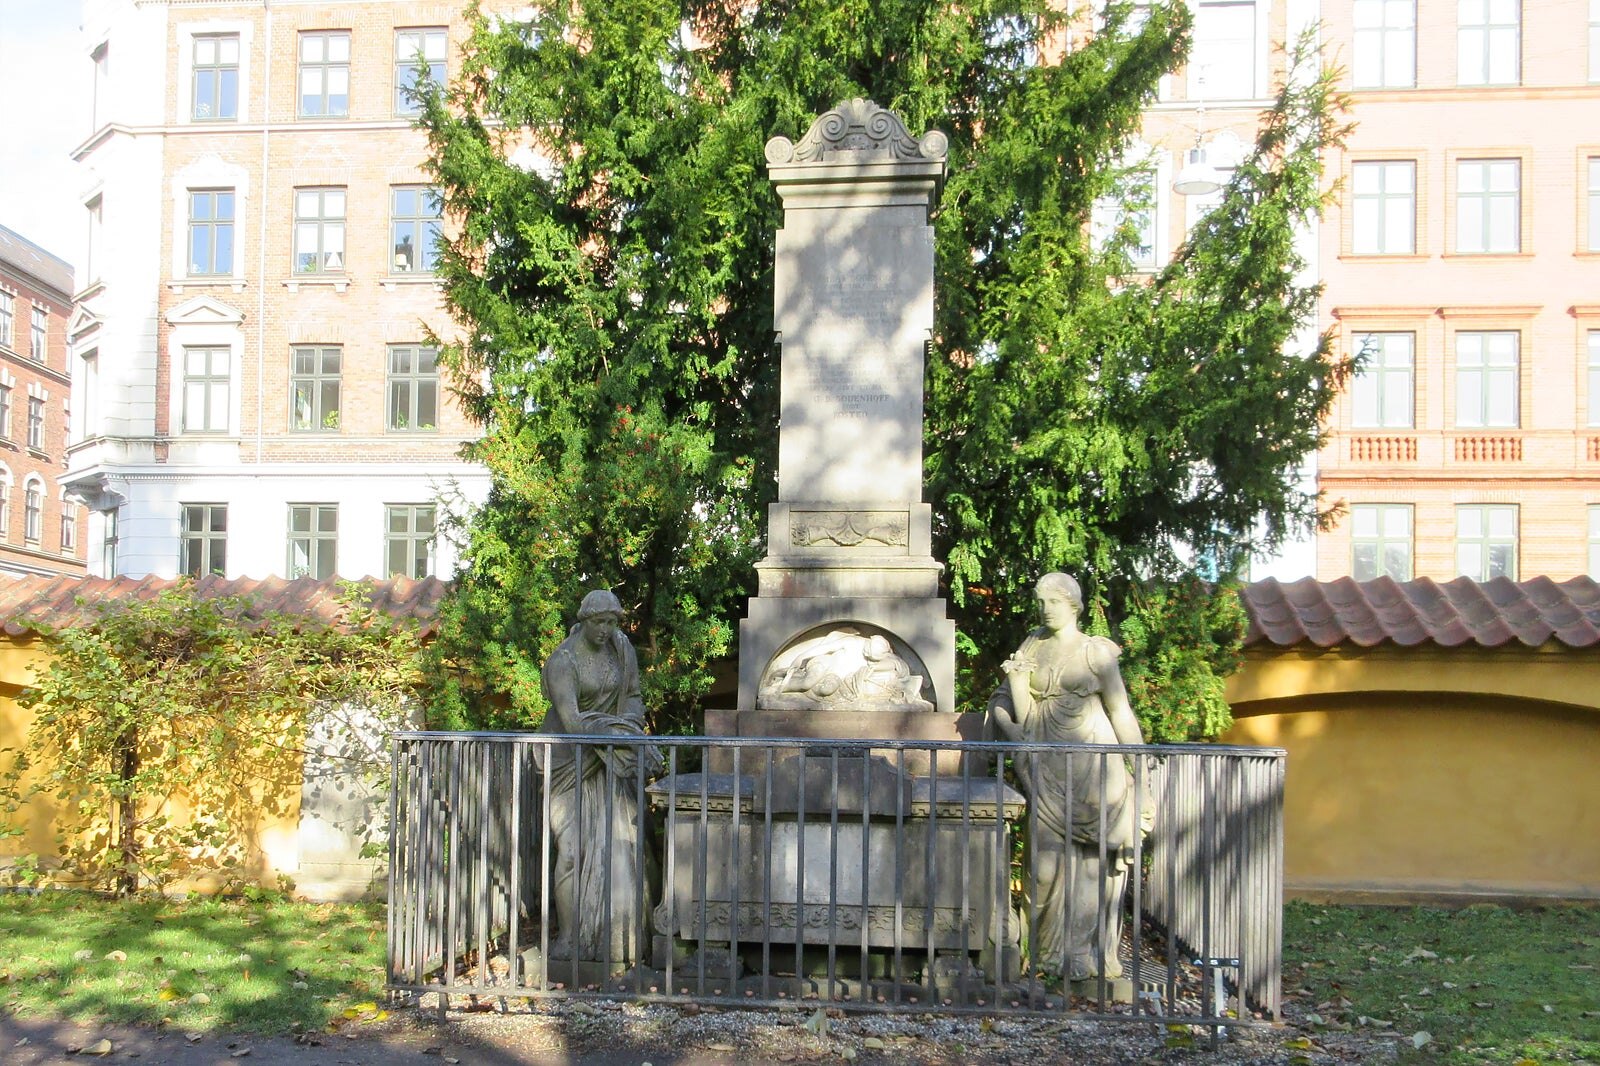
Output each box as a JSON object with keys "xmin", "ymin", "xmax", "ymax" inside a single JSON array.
[
  {"xmin": 0, "ymin": 890, "xmax": 389, "ymax": 1033},
  {"xmin": 1283, "ymin": 900, "xmax": 1600, "ymax": 1064}
]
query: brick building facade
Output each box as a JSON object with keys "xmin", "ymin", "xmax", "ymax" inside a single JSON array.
[
  {"xmin": 67, "ymin": 0, "xmax": 497, "ymax": 580},
  {"xmin": 0, "ymin": 226, "xmax": 86, "ymax": 577}
]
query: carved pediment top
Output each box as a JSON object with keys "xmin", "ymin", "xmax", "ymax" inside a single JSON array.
[{"xmin": 765, "ymin": 99, "xmax": 948, "ymax": 166}]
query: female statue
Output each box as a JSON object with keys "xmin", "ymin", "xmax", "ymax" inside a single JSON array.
[
  {"xmin": 539, "ymin": 589, "xmax": 663, "ymax": 966},
  {"xmin": 987, "ymin": 572, "xmax": 1145, "ymax": 982}
]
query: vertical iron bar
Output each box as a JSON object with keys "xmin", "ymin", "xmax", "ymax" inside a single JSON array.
[
  {"xmin": 539, "ymin": 739, "xmax": 553, "ymax": 992},
  {"xmin": 478, "ymin": 743, "xmax": 492, "ymax": 990},
  {"xmin": 892, "ymin": 746, "xmax": 906, "ymax": 1005},
  {"xmin": 603, "ymin": 742, "xmax": 616, "ymax": 981},
  {"xmin": 696, "ymin": 753, "xmax": 710, "ymax": 996},
  {"xmin": 730, "ymin": 743, "xmax": 743, "ymax": 998},
  {"xmin": 922, "ymin": 764, "xmax": 936, "ymax": 1005},
  {"xmin": 795, "ymin": 748, "xmax": 807, "ymax": 999},
  {"xmin": 762, "ymin": 745, "xmax": 775, "ymax": 1001},
  {"xmin": 958, "ymin": 750, "xmax": 971, "ymax": 1004},
  {"xmin": 571, "ymin": 741, "xmax": 583, "ymax": 994},
  {"xmin": 827, "ymin": 749, "xmax": 839, "ymax": 1000},
  {"xmin": 634, "ymin": 737, "xmax": 648, "ymax": 993},
  {"xmin": 508, "ymin": 743, "xmax": 523, "ymax": 991},
  {"xmin": 1095, "ymin": 749, "xmax": 1109, "ymax": 1012},
  {"xmin": 1130, "ymin": 752, "xmax": 1145, "ymax": 1015},
  {"xmin": 385, "ymin": 737, "xmax": 402, "ymax": 986},
  {"xmin": 859, "ymin": 748, "xmax": 871, "ymax": 1005},
  {"xmin": 664, "ymin": 746, "xmax": 679, "ymax": 998}
]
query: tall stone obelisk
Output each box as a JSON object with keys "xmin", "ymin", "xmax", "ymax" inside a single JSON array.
[{"xmin": 735, "ymin": 100, "xmax": 956, "ymax": 716}]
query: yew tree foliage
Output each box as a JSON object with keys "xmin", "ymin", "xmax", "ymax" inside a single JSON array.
[
  {"xmin": 419, "ymin": 1, "xmax": 1348, "ymax": 739},
  {"xmin": 0, "ymin": 586, "xmax": 424, "ymax": 896}
]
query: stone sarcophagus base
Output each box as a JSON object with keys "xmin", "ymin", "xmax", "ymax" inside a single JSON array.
[{"xmin": 646, "ymin": 756, "xmax": 1023, "ymax": 982}]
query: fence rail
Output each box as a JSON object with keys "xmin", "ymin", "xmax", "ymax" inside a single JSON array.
[{"xmin": 387, "ymin": 732, "xmax": 1284, "ymax": 1027}]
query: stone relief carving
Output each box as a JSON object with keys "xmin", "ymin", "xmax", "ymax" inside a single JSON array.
[
  {"xmin": 765, "ymin": 98, "xmax": 949, "ymax": 165},
  {"xmin": 758, "ymin": 626, "xmax": 935, "ymax": 712},
  {"xmin": 791, "ymin": 510, "xmax": 909, "ymax": 548}
]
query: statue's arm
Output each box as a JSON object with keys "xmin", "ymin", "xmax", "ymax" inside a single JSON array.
[{"xmin": 1090, "ymin": 637, "xmax": 1144, "ymax": 747}]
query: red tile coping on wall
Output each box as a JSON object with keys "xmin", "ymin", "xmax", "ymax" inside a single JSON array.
[
  {"xmin": 0, "ymin": 573, "xmax": 448, "ymax": 639},
  {"xmin": 2, "ymin": 572, "xmax": 1596, "ymax": 652},
  {"xmin": 1241, "ymin": 575, "xmax": 1600, "ymax": 650}
]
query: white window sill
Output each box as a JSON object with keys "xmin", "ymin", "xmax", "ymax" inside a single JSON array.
[
  {"xmin": 381, "ymin": 274, "xmax": 442, "ymax": 291},
  {"xmin": 169, "ymin": 277, "xmax": 248, "ymax": 294},
  {"xmin": 283, "ymin": 276, "xmax": 351, "ymax": 294}
]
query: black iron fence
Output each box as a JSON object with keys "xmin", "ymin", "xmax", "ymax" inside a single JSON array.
[{"xmin": 386, "ymin": 732, "xmax": 1284, "ymax": 1027}]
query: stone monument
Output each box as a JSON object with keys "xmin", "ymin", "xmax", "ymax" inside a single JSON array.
[{"xmin": 653, "ymin": 102, "xmax": 1023, "ymax": 996}]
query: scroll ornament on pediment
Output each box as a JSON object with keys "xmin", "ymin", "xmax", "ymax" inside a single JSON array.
[{"xmin": 765, "ymin": 98, "xmax": 949, "ymax": 165}]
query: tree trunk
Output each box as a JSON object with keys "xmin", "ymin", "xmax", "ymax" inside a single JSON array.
[{"xmin": 114, "ymin": 725, "xmax": 139, "ymax": 897}]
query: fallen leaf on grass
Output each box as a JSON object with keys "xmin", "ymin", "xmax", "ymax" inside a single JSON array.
[
  {"xmin": 72, "ymin": 950, "xmax": 93, "ymax": 962},
  {"xmin": 1404, "ymin": 947, "xmax": 1439, "ymax": 962},
  {"xmin": 83, "ymin": 1038, "xmax": 114, "ymax": 1056},
  {"xmin": 103, "ymin": 950, "xmax": 127, "ymax": 963},
  {"xmin": 1411, "ymin": 1031, "xmax": 1432, "ymax": 1049},
  {"xmin": 230, "ymin": 1049, "xmax": 252, "ymax": 1058}
]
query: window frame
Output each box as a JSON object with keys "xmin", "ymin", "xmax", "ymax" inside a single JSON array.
[
  {"xmin": 59, "ymin": 498, "xmax": 77, "ymax": 556},
  {"xmin": 180, "ymin": 503, "xmax": 228, "ymax": 577},
  {"xmin": 1590, "ymin": 505, "xmax": 1600, "ymax": 577},
  {"xmin": 390, "ymin": 185, "xmax": 443, "ymax": 275},
  {"xmin": 385, "ymin": 503, "xmax": 437, "ymax": 578},
  {"xmin": 102, "ymin": 506, "xmax": 118, "ymax": 577},
  {"xmin": 386, "ymin": 344, "xmax": 440, "ymax": 432},
  {"xmin": 1589, "ymin": 331, "xmax": 1600, "ymax": 427},
  {"xmin": 286, "ymin": 502, "xmax": 338, "ymax": 580},
  {"xmin": 22, "ymin": 478, "xmax": 42, "ymax": 544},
  {"xmin": 1454, "ymin": 158, "xmax": 1520, "ymax": 255},
  {"xmin": 1353, "ymin": 0, "xmax": 1416, "ymax": 89},
  {"xmin": 1351, "ymin": 159, "xmax": 1416, "ymax": 255},
  {"xmin": 25, "ymin": 396, "xmax": 44, "ymax": 451},
  {"xmin": 1587, "ymin": 156, "xmax": 1600, "ymax": 253},
  {"xmin": 0, "ymin": 384, "xmax": 11, "ymax": 440},
  {"xmin": 293, "ymin": 187, "xmax": 347, "ymax": 275},
  {"xmin": 1454, "ymin": 330, "xmax": 1519, "ymax": 428},
  {"xmin": 1457, "ymin": 0, "xmax": 1521, "ymax": 87},
  {"xmin": 181, "ymin": 345, "xmax": 232, "ymax": 434},
  {"xmin": 290, "ymin": 345, "xmax": 342, "ymax": 432},
  {"xmin": 30, "ymin": 306, "xmax": 46, "ymax": 361},
  {"xmin": 1188, "ymin": 0, "xmax": 1262, "ymax": 100},
  {"xmin": 0, "ymin": 292, "xmax": 12, "ymax": 349},
  {"xmin": 298, "ymin": 30, "xmax": 351, "ymax": 118},
  {"xmin": 1455, "ymin": 503, "xmax": 1518, "ymax": 581},
  {"xmin": 1350, "ymin": 503, "xmax": 1413, "ymax": 581},
  {"xmin": 393, "ymin": 27, "xmax": 447, "ymax": 117},
  {"xmin": 1351, "ymin": 331, "xmax": 1416, "ymax": 428},
  {"xmin": 187, "ymin": 188, "xmax": 236, "ymax": 277},
  {"xmin": 190, "ymin": 32, "xmax": 240, "ymax": 121},
  {"xmin": 0, "ymin": 472, "xmax": 10, "ymax": 541}
]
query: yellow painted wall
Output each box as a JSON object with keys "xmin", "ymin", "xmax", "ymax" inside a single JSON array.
[
  {"xmin": 1224, "ymin": 644, "xmax": 1600, "ymax": 900},
  {"xmin": 0, "ymin": 638, "xmax": 305, "ymax": 893}
]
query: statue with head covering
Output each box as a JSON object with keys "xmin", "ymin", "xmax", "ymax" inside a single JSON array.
[{"xmin": 538, "ymin": 588, "xmax": 662, "ymax": 967}]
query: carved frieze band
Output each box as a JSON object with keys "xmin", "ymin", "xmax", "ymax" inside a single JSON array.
[
  {"xmin": 791, "ymin": 510, "xmax": 909, "ymax": 548},
  {"xmin": 765, "ymin": 99, "xmax": 949, "ymax": 165}
]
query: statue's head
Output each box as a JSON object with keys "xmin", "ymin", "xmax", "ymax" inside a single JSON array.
[
  {"xmin": 577, "ymin": 588, "xmax": 624, "ymax": 621},
  {"xmin": 1035, "ymin": 572, "xmax": 1082, "ymax": 631}
]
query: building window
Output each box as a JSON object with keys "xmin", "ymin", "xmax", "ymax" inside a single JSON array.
[
  {"xmin": 23, "ymin": 480, "xmax": 41, "ymax": 544},
  {"xmin": 0, "ymin": 476, "xmax": 9, "ymax": 541},
  {"xmin": 1189, "ymin": 0, "xmax": 1257, "ymax": 99},
  {"xmin": 0, "ymin": 385, "xmax": 11, "ymax": 439},
  {"xmin": 30, "ymin": 307, "xmax": 46, "ymax": 361},
  {"xmin": 1090, "ymin": 170, "xmax": 1157, "ymax": 270},
  {"xmin": 181, "ymin": 503, "xmax": 228, "ymax": 576},
  {"xmin": 192, "ymin": 33, "xmax": 240, "ymax": 120},
  {"xmin": 386, "ymin": 504, "xmax": 436, "ymax": 578},
  {"xmin": 188, "ymin": 190, "xmax": 235, "ymax": 276},
  {"xmin": 1351, "ymin": 332, "xmax": 1415, "ymax": 427},
  {"xmin": 26, "ymin": 397, "xmax": 44, "ymax": 450},
  {"xmin": 298, "ymin": 31, "xmax": 350, "ymax": 118},
  {"xmin": 1352, "ymin": 161, "xmax": 1414, "ymax": 254},
  {"xmin": 287, "ymin": 503, "xmax": 338, "ymax": 579},
  {"xmin": 86, "ymin": 196, "xmax": 103, "ymax": 285},
  {"xmin": 1351, "ymin": 504, "xmax": 1412, "ymax": 581},
  {"xmin": 91, "ymin": 42, "xmax": 109, "ymax": 130},
  {"xmin": 1590, "ymin": 506, "xmax": 1600, "ymax": 576},
  {"xmin": 102, "ymin": 507, "xmax": 118, "ymax": 576},
  {"xmin": 1353, "ymin": 0, "xmax": 1415, "ymax": 88},
  {"xmin": 387, "ymin": 345, "xmax": 439, "ymax": 431},
  {"xmin": 77, "ymin": 351, "xmax": 99, "ymax": 442},
  {"xmin": 290, "ymin": 346, "xmax": 342, "ymax": 431},
  {"xmin": 60, "ymin": 499, "xmax": 77, "ymax": 556},
  {"xmin": 1456, "ymin": 159, "xmax": 1519, "ymax": 254},
  {"xmin": 1458, "ymin": 0, "xmax": 1519, "ymax": 86},
  {"xmin": 293, "ymin": 188, "xmax": 346, "ymax": 274},
  {"xmin": 394, "ymin": 27, "xmax": 446, "ymax": 115},
  {"xmin": 1455, "ymin": 331, "xmax": 1518, "ymax": 427},
  {"xmin": 182, "ymin": 346, "xmax": 231, "ymax": 433},
  {"xmin": 1456, "ymin": 504, "xmax": 1517, "ymax": 581},
  {"xmin": 1591, "ymin": 0, "xmax": 1600, "ymax": 82},
  {"xmin": 390, "ymin": 186, "xmax": 442, "ymax": 274},
  {"xmin": 1590, "ymin": 332, "xmax": 1600, "ymax": 426},
  {"xmin": 0, "ymin": 292, "xmax": 12, "ymax": 348},
  {"xmin": 1588, "ymin": 157, "xmax": 1600, "ymax": 252}
]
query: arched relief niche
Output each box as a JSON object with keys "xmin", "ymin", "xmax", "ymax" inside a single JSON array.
[{"xmin": 757, "ymin": 622, "xmax": 935, "ymax": 713}]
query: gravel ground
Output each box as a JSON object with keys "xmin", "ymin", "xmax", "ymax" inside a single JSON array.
[{"xmin": 2, "ymin": 997, "xmax": 1405, "ymax": 1065}]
